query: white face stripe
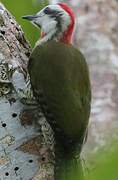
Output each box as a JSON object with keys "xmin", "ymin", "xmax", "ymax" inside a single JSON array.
[{"xmin": 33, "ymin": 4, "xmax": 71, "ymax": 45}]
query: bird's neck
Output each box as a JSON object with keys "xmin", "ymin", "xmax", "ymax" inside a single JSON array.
[
  {"xmin": 59, "ymin": 26, "xmax": 73, "ymax": 44},
  {"xmin": 36, "ymin": 27, "xmax": 73, "ymax": 46}
]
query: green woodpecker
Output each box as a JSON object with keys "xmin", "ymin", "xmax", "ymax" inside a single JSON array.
[{"xmin": 23, "ymin": 3, "xmax": 91, "ymax": 179}]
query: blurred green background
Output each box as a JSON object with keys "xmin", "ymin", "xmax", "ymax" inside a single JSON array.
[
  {"xmin": 86, "ymin": 143, "xmax": 118, "ymax": 180},
  {"xmin": 1, "ymin": 0, "xmax": 48, "ymax": 47}
]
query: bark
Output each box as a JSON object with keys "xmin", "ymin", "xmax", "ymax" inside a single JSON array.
[{"xmin": 0, "ymin": 3, "xmax": 54, "ymax": 180}]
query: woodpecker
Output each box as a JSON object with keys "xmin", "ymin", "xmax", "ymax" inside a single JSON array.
[{"xmin": 23, "ymin": 3, "xmax": 91, "ymax": 179}]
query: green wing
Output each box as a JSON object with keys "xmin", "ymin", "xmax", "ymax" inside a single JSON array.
[{"xmin": 28, "ymin": 41, "xmax": 91, "ymax": 143}]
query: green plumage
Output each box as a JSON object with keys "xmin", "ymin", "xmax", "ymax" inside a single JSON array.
[{"xmin": 28, "ymin": 41, "xmax": 91, "ymax": 179}]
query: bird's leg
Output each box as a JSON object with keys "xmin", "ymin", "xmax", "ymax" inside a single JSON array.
[
  {"xmin": 17, "ymin": 85, "xmax": 36, "ymax": 105},
  {"xmin": 17, "ymin": 74, "xmax": 37, "ymax": 105}
]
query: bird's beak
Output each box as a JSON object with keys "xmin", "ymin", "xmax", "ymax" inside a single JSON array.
[
  {"xmin": 22, "ymin": 11, "xmax": 44, "ymax": 28},
  {"xmin": 22, "ymin": 14, "xmax": 39, "ymax": 21}
]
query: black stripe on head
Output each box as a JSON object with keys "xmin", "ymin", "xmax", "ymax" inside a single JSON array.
[
  {"xmin": 44, "ymin": 7, "xmax": 62, "ymax": 17},
  {"xmin": 44, "ymin": 7, "xmax": 62, "ymax": 31},
  {"xmin": 44, "ymin": 7, "xmax": 53, "ymax": 14}
]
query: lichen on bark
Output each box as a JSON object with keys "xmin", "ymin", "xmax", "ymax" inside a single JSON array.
[{"xmin": 0, "ymin": 3, "xmax": 54, "ymax": 180}]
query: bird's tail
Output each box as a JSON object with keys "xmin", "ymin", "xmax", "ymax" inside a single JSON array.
[{"xmin": 55, "ymin": 147, "xmax": 84, "ymax": 180}]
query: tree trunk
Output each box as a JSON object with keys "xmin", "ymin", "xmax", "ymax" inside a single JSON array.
[{"xmin": 0, "ymin": 3, "xmax": 54, "ymax": 180}]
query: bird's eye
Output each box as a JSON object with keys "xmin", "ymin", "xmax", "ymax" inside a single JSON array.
[
  {"xmin": 44, "ymin": 7, "xmax": 62, "ymax": 18},
  {"xmin": 44, "ymin": 7, "xmax": 52, "ymax": 14}
]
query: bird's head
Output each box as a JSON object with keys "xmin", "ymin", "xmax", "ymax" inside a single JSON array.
[{"xmin": 22, "ymin": 3, "xmax": 75, "ymax": 45}]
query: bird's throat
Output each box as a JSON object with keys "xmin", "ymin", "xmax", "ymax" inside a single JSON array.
[
  {"xmin": 40, "ymin": 28, "xmax": 72, "ymax": 45},
  {"xmin": 41, "ymin": 32, "xmax": 46, "ymax": 38},
  {"xmin": 59, "ymin": 29, "xmax": 72, "ymax": 44}
]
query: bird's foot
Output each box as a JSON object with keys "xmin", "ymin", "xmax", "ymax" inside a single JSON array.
[{"xmin": 18, "ymin": 87, "xmax": 37, "ymax": 105}]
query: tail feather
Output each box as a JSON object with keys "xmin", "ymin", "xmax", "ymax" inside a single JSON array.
[{"xmin": 55, "ymin": 147, "xmax": 84, "ymax": 180}]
